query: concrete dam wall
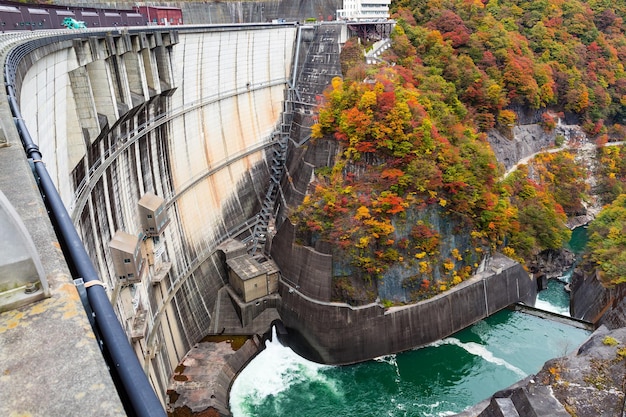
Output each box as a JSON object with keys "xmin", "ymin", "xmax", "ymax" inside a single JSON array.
[
  {"xmin": 14, "ymin": 24, "xmax": 297, "ymax": 401},
  {"xmin": 52, "ymin": 0, "xmax": 343, "ymax": 24}
]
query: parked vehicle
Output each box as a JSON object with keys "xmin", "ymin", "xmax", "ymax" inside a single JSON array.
[{"xmin": 62, "ymin": 17, "xmax": 87, "ymax": 29}]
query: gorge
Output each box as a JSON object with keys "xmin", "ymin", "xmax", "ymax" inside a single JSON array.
[{"xmin": 3, "ymin": 0, "xmax": 626, "ymax": 416}]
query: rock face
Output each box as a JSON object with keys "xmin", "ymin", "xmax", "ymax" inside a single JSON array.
[
  {"xmin": 570, "ymin": 264, "xmax": 626, "ymax": 330},
  {"xmin": 531, "ymin": 249, "xmax": 577, "ymax": 280},
  {"xmin": 570, "ymin": 267, "xmax": 616, "ymax": 324},
  {"xmin": 487, "ymin": 125, "xmax": 554, "ymax": 172},
  {"xmin": 456, "ymin": 326, "xmax": 626, "ymax": 417}
]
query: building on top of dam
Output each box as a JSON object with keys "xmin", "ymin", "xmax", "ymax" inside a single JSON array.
[{"xmin": 336, "ymin": 0, "xmax": 391, "ymax": 21}]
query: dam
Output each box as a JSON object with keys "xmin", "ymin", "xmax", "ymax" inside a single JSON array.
[
  {"xmin": 0, "ymin": 21, "xmax": 538, "ymax": 417},
  {"xmin": 0, "ymin": 22, "xmax": 345, "ymax": 416}
]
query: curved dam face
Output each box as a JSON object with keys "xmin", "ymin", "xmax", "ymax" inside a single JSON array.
[{"xmin": 15, "ymin": 24, "xmax": 297, "ymax": 400}]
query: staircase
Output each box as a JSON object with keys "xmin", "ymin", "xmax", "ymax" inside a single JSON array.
[
  {"xmin": 248, "ymin": 88, "xmax": 293, "ymax": 254},
  {"xmin": 248, "ymin": 24, "xmax": 344, "ymax": 254}
]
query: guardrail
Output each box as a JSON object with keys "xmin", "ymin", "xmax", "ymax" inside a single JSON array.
[{"xmin": 3, "ymin": 29, "xmax": 168, "ymax": 417}]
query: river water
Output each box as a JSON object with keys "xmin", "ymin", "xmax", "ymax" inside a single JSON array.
[
  {"xmin": 535, "ymin": 225, "xmax": 588, "ymax": 316},
  {"xmin": 230, "ymin": 229, "xmax": 591, "ymax": 417}
]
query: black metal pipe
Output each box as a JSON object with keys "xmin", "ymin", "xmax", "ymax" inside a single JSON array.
[{"xmin": 4, "ymin": 45, "xmax": 165, "ymax": 417}]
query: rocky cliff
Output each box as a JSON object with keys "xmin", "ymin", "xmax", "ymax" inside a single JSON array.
[
  {"xmin": 456, "ymin": 326, "xmax": 626, "ymax": 417},
  {"xmin": 487, "ymin": 124, "xmax": 554, "ymax": 172}
]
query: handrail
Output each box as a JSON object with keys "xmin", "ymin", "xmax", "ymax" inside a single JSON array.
[{"xmin": 3, "ymin": 33, "xmax": 166, "ymax": 417}]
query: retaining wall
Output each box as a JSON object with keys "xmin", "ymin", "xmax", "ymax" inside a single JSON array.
[{"xmin": 272, "ymin": 220, "xmax": 537, "ymax": 365}]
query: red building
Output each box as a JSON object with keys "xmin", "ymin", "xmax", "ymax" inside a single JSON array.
[{"xmin": 134, "ymin": 6, "xmax": 183, "ymax": 26}]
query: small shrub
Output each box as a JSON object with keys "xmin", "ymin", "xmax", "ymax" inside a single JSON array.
[
  {"xmin": 554, "ymin": 134, "xmax": 565, "ymax": 147},
  {"xmin": 381, "ymin": 299, "xmax": 394, "ymax": 308}
]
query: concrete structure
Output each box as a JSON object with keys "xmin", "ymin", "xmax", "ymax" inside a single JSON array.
[
  {"xmin": 134, "ymin": 6, "xmax": 183, "ymax": 26},
  {"xmin": 109, "ymin": 230, "xmax": 145, "ymax": 284},
  {"xmin": 138, "ymin": 192, "xmax": 169, "ymax": 237},
  {"xmin": 54, "ymin": 0, "xmax": 343, "ymax": 24},
  {"xmin": 0, "ymin": 22, "xmax": 299, "ymax": 415},
  {"xmin": 271, "ymin": 221, "xmax": 537, "ymax": 364},
  {"xmin": 227, "ymin": 254, "xmax": 279, "ymax": 303},
  {"xmin": 0, "ymin": 189, "xmax": 49, "ymax": 312}
]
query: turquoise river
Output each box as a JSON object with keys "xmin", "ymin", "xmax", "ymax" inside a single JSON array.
[{"xmin": 230, "ymin": 229, "xmax": 591, "ymax": 417}]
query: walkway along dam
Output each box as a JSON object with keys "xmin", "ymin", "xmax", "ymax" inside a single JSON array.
[{"xmin": 0, "ymin": 22, "xmax": 536, "ymax": 415}]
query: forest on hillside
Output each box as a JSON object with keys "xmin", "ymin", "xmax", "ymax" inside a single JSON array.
[{"xmin": 293, "ymin": 0, "xmax": 626, "ymax": 304}]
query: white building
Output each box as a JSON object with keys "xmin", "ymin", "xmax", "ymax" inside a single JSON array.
[{"xmin": 337, "ymin": 0, "xmax": 391, "ymax": 21}]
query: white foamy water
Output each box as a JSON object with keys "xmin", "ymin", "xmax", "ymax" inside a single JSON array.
[
  {"xmin": 229, "ymin": 329, "xmax": 335, "ymax": 416},
  {"xmin": 535, "ymin": 272, "xmax": 573, "ymax": 317},
  {"xmin": 431, "ymin": 337, "xmax": 527, "ymax": 378},
  {"xmin": 228, "ymin": 312, "xmax": 590, "ymax": 417},
  {"xmin": 535, "ymin": 298, "xmax": 570, "ymax": 316}
]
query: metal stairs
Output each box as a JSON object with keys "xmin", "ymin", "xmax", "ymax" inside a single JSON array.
[{"xmin": 249, "ymin": 88, "xmax": 293, "ymax": 254}]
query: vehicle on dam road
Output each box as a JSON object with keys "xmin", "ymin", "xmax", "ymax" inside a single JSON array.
[{"xmin": 61, "ymin": 17, "xmax": 86, "ymax": 29}]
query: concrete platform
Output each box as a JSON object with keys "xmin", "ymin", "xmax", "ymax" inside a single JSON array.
[
  {"xmin": 210, "ymin": 286, "xmax": 280, "ymax": 335},
  {"xmin": 167, "ymin": 336, "xmax": 262, "ymax": 417}
]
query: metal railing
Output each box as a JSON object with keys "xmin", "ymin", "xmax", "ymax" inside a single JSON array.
[{"xmin": 3, "ymin": 30, "xmax": 166, "ymax": 417}]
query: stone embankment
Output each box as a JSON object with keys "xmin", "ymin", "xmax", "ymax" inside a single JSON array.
[{"xmin": 272, "ymin": 221, "xmax": 537, "ymax": 365}]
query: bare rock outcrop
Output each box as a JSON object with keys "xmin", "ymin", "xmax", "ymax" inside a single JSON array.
[{"xmin": 487, "ymin": 125, "xmax": 554, "ymax": 172}]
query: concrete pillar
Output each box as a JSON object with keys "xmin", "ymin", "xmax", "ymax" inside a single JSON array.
[
  {"xmin": 48, "ymin": 50, "xmax": 85, "ymax": 199},
  {"xmin": 124, "ymin": 51, "xmax": 149, "ymax": 102},
  {"xmin": 111, "ymin": 54, "xmax": 133, "ymax": 110},
  {"xmin": 142, "ymin": 48, "xmax": 161, "ymax": 95},
  {"xmin": 154, "ymin": 45, "xmax": 175, "ymax": 92},
  {"xmin": 87, "ymin": 59, "xmax": 118, "ymax": 126},
  {"xmin": 84, "ymin": 194, "xmax": 111, "ymax": 291},
  {"xmin": 68, "ymin": 66, "xmax": 100, "ymax": 145}
]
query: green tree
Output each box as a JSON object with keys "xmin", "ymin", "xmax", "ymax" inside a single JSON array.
[{"xmin": 587, "ymin": 194, "xmax": 626, "ymax": 286}]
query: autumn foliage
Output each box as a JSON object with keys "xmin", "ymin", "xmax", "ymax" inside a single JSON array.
[
  {"xmin": 293, "ymin": 0, "xmax": 626, "ymax": 304},
  {"xmin": 294, "ymin": 70, "xmax": 519, "ymax": 303},
  {"xmin": 389, "ymin": 0, "xmax": 626, "ymax": 130},
  {"xmin": 596, "ymin": 145, "xmax": 626, "ymax": 203},
  {"xmin": 587, "ymin": 194, "xmax": 626, "ymax": 286}
]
